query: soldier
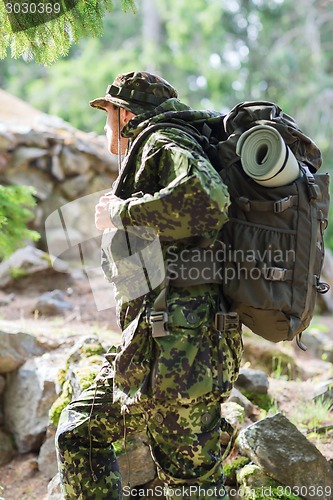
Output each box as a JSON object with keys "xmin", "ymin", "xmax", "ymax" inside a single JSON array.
[{"xmin": 55, "ymin": 71, "xmax": 243, "ymax": 499}]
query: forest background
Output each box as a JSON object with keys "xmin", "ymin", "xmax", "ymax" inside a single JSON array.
[{"xmin": 0, "ymin": 0, "xmax": 333, "ymax": 245}]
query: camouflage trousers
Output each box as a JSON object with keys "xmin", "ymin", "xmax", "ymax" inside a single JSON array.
[{"xmin": 55, "ymin": 376, "xmax": 230, "ymax": 500}]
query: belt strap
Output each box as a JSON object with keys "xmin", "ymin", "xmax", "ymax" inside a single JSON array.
[{"xmin": 150, "ymin": 286, "xmax": 170, "ymax": 338}]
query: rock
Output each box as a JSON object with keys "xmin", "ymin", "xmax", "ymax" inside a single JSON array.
[
  {"xmin": 313, "ymin": 379, "xmax": 333, "ymax": 408},
  {"xmin": 10, "ymin": 146, "xmax": 48, "ymax": 167},
  {"xmin": 117, "ymin": 433, "xmax": 156, "ymax": 487},
  {"xmin": 5, "ymin": 164, "xmax": 53, "ymax": 200},
  {"xmin": 0, "ymin": 292, "xmax": 15, "ymax": 306},
  {"xmin": 235, "ymin": 368, "xmax": 269, "ymax": 394},
  {"xmin": 49, "ymin": 336, "xmax": 106, "ymax": 427},
  {"xmin": 60, "ymin": 146, "xmax": 91, "ymax": 175},
  {"xmin": 0, "ymin": 330, "xmax": 46, "ymax": 373},
  {"xmin": 51, "ymin": 156, "xmax": 65, "ymax": 181},
  {"xmin": 300, "ymin": 328, "xmax": 333, "ymax": 363},
  {"xmin": 3, "ymin": 350, "xmax": 67, "ymax": 453},
  {"xmin": 0, "ymin": 428, "xmax": 16, "ymax": 466},
  {"xmin": 0, "ymin": 128, "xmax": 16, "ymax": 151},
  {"xmin": 38, "ymin": 430, "xmax": 58, "ymax": 479},
  {"xmin": 238, "ymin": 413, "xmax": 333, "ymax": 500},
  {"xmin": 228, "ymin": 387, "xmax": 259, "ymax": 418},
  {"xmin": 0, "ymin": 374, "xmax": 6, "ymax": 395},
  {"xmin": 220, "ymin": 402, "xmax": 245, "ymax": 432},
  {"xmin": 48, "ymin": 473, "xmax": 62, "ymax": 500},
  {"xmin": 34, "ymin": 289, "xmax": 73, "ymax": 316},
  {"xmin": 60, "ymin": 174, "xmax": 91, "ymax": 199},
  {"xmin": 0, "ymin": 246, "xmax": 69, "ymax": 288},
  {"xmin": 236, "ymin": 463, "xmax": 281, "ymax": 490}
]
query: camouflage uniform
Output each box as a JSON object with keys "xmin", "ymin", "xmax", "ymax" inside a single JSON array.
[{"xmin": 56, "ymin": 72, "xmax": 243, "ymax": 499}]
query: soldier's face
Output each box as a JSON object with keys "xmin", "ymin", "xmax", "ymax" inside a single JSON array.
[{"xmin": 104, "ymin": 104, "xmax": 134, "ymax": 155}]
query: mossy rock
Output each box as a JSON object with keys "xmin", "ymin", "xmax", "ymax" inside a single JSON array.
[
  {"xmin": 49, "ymin": 336, "xmax": 107, "ymax": 427},
  {"xmin": 236, "ymin": 464, "xmax": 302, "ymax": 499},
  {"xmin": 240, "ymin": 390, "xmax": 274, "ymax": 411},
  {"xmin": 224, "ymin": 455, "xmax": 250, "ymax": 485},
  {"xmin": 49, "ymin": 379, "xmax": 73, "ymax": 427}
]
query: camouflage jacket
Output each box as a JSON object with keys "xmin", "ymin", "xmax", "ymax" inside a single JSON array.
[{"xmin": 102, "ymin": 98, "xmax": 231, "ymax": 407}]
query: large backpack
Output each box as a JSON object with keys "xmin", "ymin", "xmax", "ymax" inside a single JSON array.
[{"xmin": 115, "ymin": 101, "xmax": 330, "ymax": 348}]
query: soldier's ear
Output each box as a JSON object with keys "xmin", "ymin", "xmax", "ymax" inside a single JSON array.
[{"xmin": 122, "ymin": 108, "xmax": 136, "ymax": 124}]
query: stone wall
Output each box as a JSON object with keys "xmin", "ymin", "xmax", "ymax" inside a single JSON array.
[{"xmin": 0, "ymin": 90, "xmax": 117, "ymax": 256}]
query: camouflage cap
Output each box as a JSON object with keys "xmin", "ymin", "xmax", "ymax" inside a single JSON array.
[{"xmin": 89, "ymin": 71, "xmax": 178, "ymax": 115}]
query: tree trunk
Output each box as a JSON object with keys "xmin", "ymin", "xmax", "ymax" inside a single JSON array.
[{"xmin": 142, "ymin": 0, "xmax": 163, "ymax": 73}]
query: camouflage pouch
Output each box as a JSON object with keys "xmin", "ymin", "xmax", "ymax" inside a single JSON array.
[
  {"xmin": 150, "ymin": 295, "xmax": 215, "ymax": 400},
  {"xmin": 211, "ymin": 324, "xmax": 243, "ymax": 399}
]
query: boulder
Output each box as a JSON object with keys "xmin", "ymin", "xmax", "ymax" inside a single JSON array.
[
  {"xmin": 34, "ymin": 289, "xmax": 73, "ymax": 316},
  {"xmin": 236, "ymin": 463, "xmax": 281, "ymax": 490},
  {"xmin": 314, "ymin": 379, "xmax": 333, "ymax": 407},
  {"xmin": 3, "ymin": 349, "xmax": 67, "ymax": 453},
  {"xmin": 0, "ymin": 428, "xmax": 16, "ymax": 466},
  {"xmin": 228, "ymin": 387, "xmax": 260, "ymax": 419},
  {"xmin": 0, "ymin": 246, "xmax": 69, "ymax": 288},
  {"xmin": 300, "ymin": 328, "xmax": 333, "ymax": 363},
  {"xmin": 38, "ymin": 430, "xmax": 58, "ymax": 479},
  {"xmin": 235, "ymin": 368, "xmax": 269, "ymax": 394},
  {"xmin": 0, "ymin": 329, "xmax": 46, "ymax": 373},
  {"xmin": 220, "ymin": 402, "xmax": 245, "ymax": 432},
  {"xmin": 238, "ymin": 413, "xmax": 333, "ymax": 500}
]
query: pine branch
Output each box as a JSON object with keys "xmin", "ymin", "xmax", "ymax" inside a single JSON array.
[{"xmin": 0, "ymin": 0, "xmax": 136, "ymax": 65}]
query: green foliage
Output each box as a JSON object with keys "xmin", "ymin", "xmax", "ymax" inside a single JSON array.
[
  {"xmin": 241, "ymin": 390, "xmax": 275, "ymax": 411},
  {"xmin": 289, "ymin": 396, "xmax": 333, "ymax": 432},
  {"xmin": 0, "ymin": 185, "xmax": 40, "ymax": 259},
  {"xmin": 224, "ymin": 456, "xmax": 250, "ymax": 481},
  {"xmin": 0, "ymin": 0, "xmax": 136, "ymax": 64}
]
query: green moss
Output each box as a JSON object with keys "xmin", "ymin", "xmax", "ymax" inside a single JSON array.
[
  {"xmin": 80, "ymin": 343, "xmax": 106, "ymax": 357},
  {"xmin": 241, "ymin": 390, "xmax": 274, "ymax": 411},
  {"xmin": 74, "ymin": 364, "xmax": 101, "ymax": 391},
  {"xmin": 56, "ymin": 367, "xmax": 67, "ymax": 388},
  {"xmin": 49, "ymin": 380, "xmax": 73, "ymax": 427},
  {"xmin": 9, "ymin": 266, "xmax": 28, "ymax": 280},
  {"xmin": 224, "ymin": 456, "xmax": 250, "ymax": 481},
  {"xmin": 41, "ymin": 253, "xmax": 52, "ymax": 265}
]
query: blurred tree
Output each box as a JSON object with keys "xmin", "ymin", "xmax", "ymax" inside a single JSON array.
[
  {"xmin": 0, "ymin": 185, "xmax": 39, "ymax": 258},
  {"xmin": 0, "ymin": 0, "xmax": 136, "ymax": 64}
]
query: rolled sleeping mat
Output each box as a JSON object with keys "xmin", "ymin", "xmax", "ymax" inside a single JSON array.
[{"xmin": 236, "ymin": 124, "xmax": 300, "ymax": 187}]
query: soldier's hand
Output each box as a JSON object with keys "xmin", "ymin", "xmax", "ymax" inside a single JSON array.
[{"xmin": 95, "ymin": 194, "xmax": 121, "ymax": 230}]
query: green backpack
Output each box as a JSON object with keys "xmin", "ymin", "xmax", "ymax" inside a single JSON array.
[
  {"xmin": 216, "ymin": 102, "xmax": 330, "ymax": 348},
  {"xmin": 116, "ymin": 101, "xmax": 330, "ymax": 349}
]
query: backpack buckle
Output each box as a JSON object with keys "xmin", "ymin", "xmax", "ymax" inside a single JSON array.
[
  {"xmin": 263, "ymin": 266, "xmax": 287, "ymax": 281},
  {"xmin": 274, "ymin": 196, "xmax": 294, "ymax": 213},
  {"xmin": 150, "ymin": 311, "xmax": 169, "ymax": 337},
  {"xmin": 215, "ymin": 312, "xmax": 239, "ymax": 332}
]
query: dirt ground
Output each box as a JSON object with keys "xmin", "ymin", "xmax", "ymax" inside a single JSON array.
[{"xmin": 0, "ymin": 271, "xmax": 332, "ymax": 499}]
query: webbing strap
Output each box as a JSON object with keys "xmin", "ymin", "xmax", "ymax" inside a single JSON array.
[
  {"xmin": 236, "ymin": 194, "xmax": 298, "ymax": 213},
  {"xmin": 150, "ymin": 286, "xmax": 170, "ymax": 338}
]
